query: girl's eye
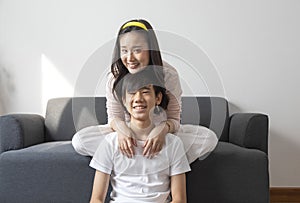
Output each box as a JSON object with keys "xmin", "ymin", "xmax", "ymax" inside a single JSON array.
[
  {"xmin": 142, "ymin": 90, "xmax": 150, "ymax": 94},
  {"xmin": 133, "ymin": 49, "xmax": 142, "ymax": 54},
  {"xmin": 121, "ymin": 49, "xmax": 127, "ymax": 54}
]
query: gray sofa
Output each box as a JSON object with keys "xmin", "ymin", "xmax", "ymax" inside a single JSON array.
[{"xmin": 0, "ymin": 97, "xmax": 269, "ymax": 203}]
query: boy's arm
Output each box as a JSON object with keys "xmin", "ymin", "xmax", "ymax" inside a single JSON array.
[
  {"xmin": 90, "ymin": 170, "xmax": 110, "ymax": 203},
  {"xmin": 170, "ymin": 173, "xmax": 187, "ymax": 203}
]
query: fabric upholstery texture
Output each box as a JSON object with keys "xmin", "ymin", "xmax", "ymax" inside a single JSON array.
[
  {"xmin": 0, "ymin": 114, "xmax": 44, "ymax": 153},
  {"xmin": 229, "ymin": 113, "xmax": 269, "ymax": 154},
  {"xmin": 45, "ymin": 97, "xmax": 107, "ymax": 141},
  {"xmin": 0, "ymin": 141, "xmax": 94, "ymax": 203}
]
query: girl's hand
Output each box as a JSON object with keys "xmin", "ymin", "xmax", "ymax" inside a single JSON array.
[
  {"xmin": 118, "ymin": 131, "xmax": 137, "ymax": 158},
  {"xmin": 143, "ymin": 122, "xmax": 169, "ymax": 158},
  {"xmin": 111, "ymin": 119, "xmax": 137, "ymax": 158}
]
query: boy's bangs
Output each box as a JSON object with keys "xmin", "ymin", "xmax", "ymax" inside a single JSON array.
[{"xmin": 121, "ymin": 66, "xmax": 164, "ymax": 97}]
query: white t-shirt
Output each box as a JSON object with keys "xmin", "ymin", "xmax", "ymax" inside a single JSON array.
[{"xmin": 90, "ymin": 133, "xmax": 191, "ymax": 203}]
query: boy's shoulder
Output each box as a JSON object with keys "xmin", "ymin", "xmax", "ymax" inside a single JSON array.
[
  {"xmin": 103, "ymin": 132, "xmax": 119, "ymax": 148},
  {"xmin": 165, "ymin": 133, "xmax": 183, "ymax": 146}
]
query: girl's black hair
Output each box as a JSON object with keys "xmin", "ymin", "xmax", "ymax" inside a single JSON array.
[{"xmin": 111, "ymin": 19, "xmax": 163, "ymax": 96}]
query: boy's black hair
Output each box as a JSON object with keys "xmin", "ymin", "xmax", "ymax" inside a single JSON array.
[{"xmin": 115, "ymin": 66, "xmax": 169, "ymax": 111}]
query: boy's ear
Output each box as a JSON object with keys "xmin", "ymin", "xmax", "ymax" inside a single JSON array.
[
  {"xmin": 122, "ymin": 96, "xmax": 125, "ymax": 104},
  {"xmin": 156, "ymin": 92, "xmax": 163, "ymax": 105},
  {"xmin": 122, "ymin": 97, "xmax": 127, "ymax": 107}
]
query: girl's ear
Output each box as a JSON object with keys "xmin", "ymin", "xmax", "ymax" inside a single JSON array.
[{"xmin": 156, "ymin": 92, "xmax": 162, "ymax": 105}]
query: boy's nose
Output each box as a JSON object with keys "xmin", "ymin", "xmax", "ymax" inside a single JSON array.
[{"xmin": 133, "ymin": 91, "xmax": 143, "ymax": 102}]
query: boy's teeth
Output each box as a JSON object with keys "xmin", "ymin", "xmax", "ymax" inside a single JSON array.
[{"xmin": 134, "ymin": 106, "xmax": 145, "ymax": 109}]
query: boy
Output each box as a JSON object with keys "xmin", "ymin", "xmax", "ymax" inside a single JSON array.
[{"xmin": 89, "ymin": 67, "xmax": 190, "ymax": 203}]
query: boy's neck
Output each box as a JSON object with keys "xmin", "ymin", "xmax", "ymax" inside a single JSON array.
[{"xmin": 129, "ymin": 120, "xmax": 155, "ymax": 141}]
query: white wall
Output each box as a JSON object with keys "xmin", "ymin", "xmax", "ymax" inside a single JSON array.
[{"xmin": 1, "ymin": 0, "xmax": 300, "ymax": 186}]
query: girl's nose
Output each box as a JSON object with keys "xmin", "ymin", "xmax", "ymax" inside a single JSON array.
[{"xmin": 127, "ymin": 51, "xmax": 135, "ymax": 62}]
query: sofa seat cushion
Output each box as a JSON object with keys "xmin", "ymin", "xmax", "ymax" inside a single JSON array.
[
  {"xmin": 186, "ymin": 141, "xmax": 269, "ymax": 202},
  {"xmin": 0, "ymin": 141, "xmax": 95, "ymax": 203}
]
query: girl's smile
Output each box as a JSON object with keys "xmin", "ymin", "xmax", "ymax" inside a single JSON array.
[{"xmin": 119, "ymin": 31, "xmax": 150, "ymax": 74}]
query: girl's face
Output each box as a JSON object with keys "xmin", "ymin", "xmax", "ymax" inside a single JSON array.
[
  {"xmin": 119, "ymin": 31, "xmax": 150, "ymax": 74},
  {"xmin": 123, "ymin": 85, "xmax": 162, "ymax": 126}
]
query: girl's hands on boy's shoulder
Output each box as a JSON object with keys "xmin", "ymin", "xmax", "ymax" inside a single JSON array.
[
  {"xmin": 111, "ymin": 118, "xmax": 137, "ymax": 158},
  {"xmin": 118, "ymin": 131, "xmax": 137, "ymax": 158},
  {"xmin": 143, "ymin": 122, "xmax": 169, "ymax": 158}
]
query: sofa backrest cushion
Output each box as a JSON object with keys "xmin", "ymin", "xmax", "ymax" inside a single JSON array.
[
  {"xmin": 181, "ymin": 97, "xmax": 229, "ymax": 141},
  {"xmin": 45, "ymin": 97, "xmax": 107, "ymax": 141},
  {"xmin": 45, "ymin": 97, "xmax": 229, "ymax": 142}
]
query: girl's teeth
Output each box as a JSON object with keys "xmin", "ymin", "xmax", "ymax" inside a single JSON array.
[{"xmin": 129, "ymin": 64, "xmax": 138, "ymax": 68}]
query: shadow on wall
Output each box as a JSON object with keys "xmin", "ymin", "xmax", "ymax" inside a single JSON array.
[
  {"xmin": 269, "ymin": 128, "xmax": 300, "ymax": 186},
  {"xmin": 228, "ymin": 102, "xmax": 243, "ymax": 115},
  {"xmin": 0, "ymin": 66, "xmax": 14, "ymax": 115}
]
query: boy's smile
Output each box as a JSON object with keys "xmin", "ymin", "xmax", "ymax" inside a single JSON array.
[
  {"xmin": 132, "ymin": 104, "xmax": 147, "ymax": 112},
  {"xmin": 124, "ymin": 85, "xmax": 162, "ymax": 129}
]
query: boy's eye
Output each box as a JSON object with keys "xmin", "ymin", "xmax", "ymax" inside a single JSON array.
[
  {"xmin": 142, "ymin": 90, "xmax": 150, "ymax": 94},
  {"xmin": 127, "ymin": 91, "xmax": 136, "ymax": 95}
]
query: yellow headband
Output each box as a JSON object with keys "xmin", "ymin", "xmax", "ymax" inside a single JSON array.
[{"xmin": 122, "ymin": 21, "xmax": 148, "ymax": 31}]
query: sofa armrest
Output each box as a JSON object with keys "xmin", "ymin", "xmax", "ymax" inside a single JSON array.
[
  {"xmin": 229, "ymin": 113, "xmax": 269, "ymax": 154},
  {"xmin": 0, "ymin": 114, "xmax": 45, "ymax": 154}
]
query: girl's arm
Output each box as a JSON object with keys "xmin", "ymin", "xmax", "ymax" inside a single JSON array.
[
  {"xmin": 163, "ymin": 62, "xmax": 182, "ymax": 133},
  {"xmin": 143, "ymin": 63, "xmax": 182, "ymax": 157},
  {"xmin": 170, "ymin": 173, "xmax": 187, "ymax": 203},
  {"xmin": 90, "ymin": 170, "xmax": 110, "ymax": 203}
]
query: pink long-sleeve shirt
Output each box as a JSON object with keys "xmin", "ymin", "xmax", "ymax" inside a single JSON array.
[{"xmin": 106, "ymin": 62, "xmax": 182, "ymax": 132}]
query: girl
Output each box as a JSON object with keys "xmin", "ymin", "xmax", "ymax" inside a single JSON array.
[
  {"xmin": 72, "ymin": 19, "xmax": 218, "ymax": 161},
  {"xmin": 73, "ymin": 19, "xmax": 182, "ymax": 158}
]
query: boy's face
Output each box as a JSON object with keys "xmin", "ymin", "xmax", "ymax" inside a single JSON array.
[{"xmin": 123, "ymin": 85, "xmax": 162, "ymax": 124}]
